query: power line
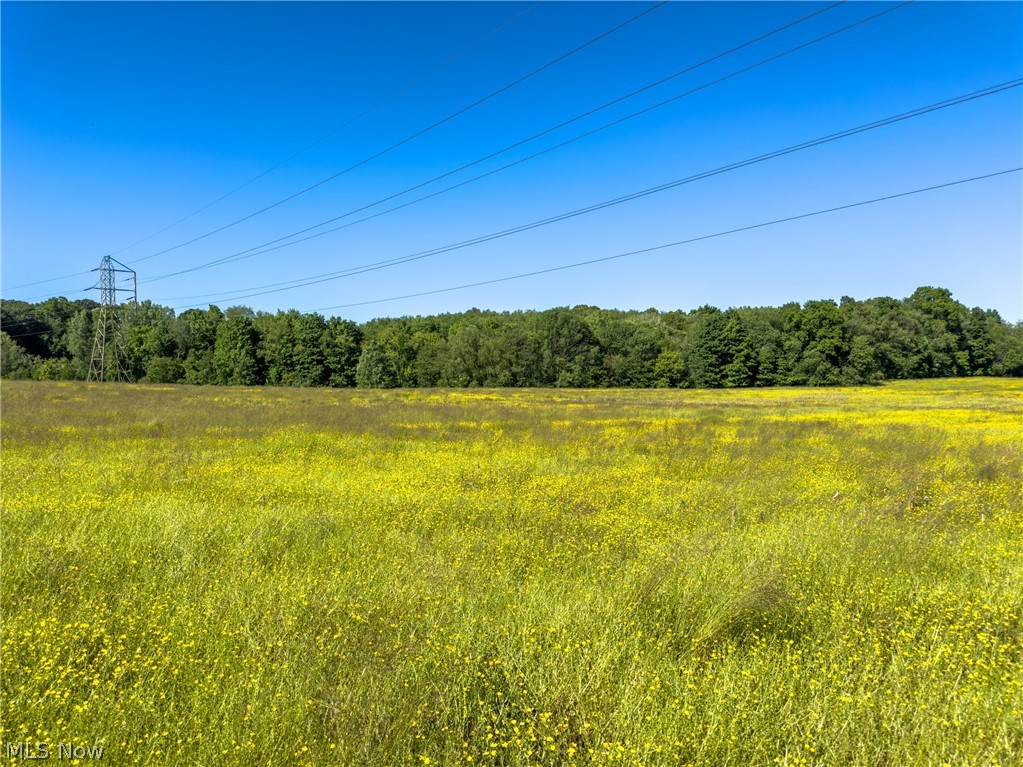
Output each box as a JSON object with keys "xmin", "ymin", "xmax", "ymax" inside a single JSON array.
[
  {"xmin": 1, "ymin": 269, "xmax": 95, "ymax": 295},
  {"xmin": 0, "ymin": 0, "xmax": 883, "ymax": 301},
  {"xmin": 0, "ymin": 317, "xmax": 51, "ymax": 336},
  {"xmin": 11, "ymin": 273, "xmax": 138, "ymax": 304},
  {"xmin": 125, "ymin": 1, "xmax": 669, "ymax": 265},
  {"xmin": 144, "ymin": 0, "xmax": 857, "ymax": 285},
  {"xmin": 12, "ymin": 168, "xmax": 1013, "ymax": 334},
  {"xmin": 105, "ymin": 2, "xmax": 543, "ymax": 257},
  {"xmin": 0, "ymin": 3, "xmax": 544, "ymax": 296},
  {"xmin": 1, "ymin": 328, "xmax": 51, "ymax": 341},
  {"xmin": 155, "ymin": 78, "xmax": 1018, "ymax": 308},
  {"xmin": 310, "ymin": 168, "xmax": 1022, "ymax": 312},
  {"xmin": 6, "ymin": 170, "xmax": 1015, "ymax": 338}
]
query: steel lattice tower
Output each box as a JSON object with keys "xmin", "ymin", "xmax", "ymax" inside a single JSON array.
[{"xmin": 87, "ymin": 256, "xmax": 137, "ymax": 382}]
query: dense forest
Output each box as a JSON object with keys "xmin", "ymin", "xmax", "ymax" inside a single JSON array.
[{"xmin": 1, "ymin": 287, "xmax": 1021, "ymax": 388}]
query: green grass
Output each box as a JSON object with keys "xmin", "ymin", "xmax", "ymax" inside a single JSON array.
[{"xmin": 2, "ymin": 379, "xmax": 1021, "ymax": 766}]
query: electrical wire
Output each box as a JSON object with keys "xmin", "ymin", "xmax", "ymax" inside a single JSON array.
[
  {"xmin": 310, "ymin": 168, "xmax": 1022, "ymax": 311},
  {"xmin": 153, "ymin": 78, "xmax": 1019, "ymax": 308},
  {"xmin": 1, "ymin": 329, "xmax": 51, "ymax": 341},
  {"xmin": 1, "ymin": 3, "xmax": 545, "ymax": 295},
  {"xmin": 125, "ymin": 1, "xmax": 669, "ymax": 265},
  {"xmin": 141, "ymin": 0, "xmax": 853, "ymax": 282},
  {"xmin": 105, "ymin": 2, "xmax": 544, "ymax": 257},
  {"xmin": 0, "ymin": 0, "xmax": 876, "ymax": 300},
  {"xmin": 6, "ymin": 167, "xmax": 1019, "ymax": 340},
  {"xmin": 2, "ymin": 270, "xmax": 95, "ymax": 295}
]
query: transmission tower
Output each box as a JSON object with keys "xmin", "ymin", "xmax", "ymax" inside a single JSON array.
[{"xmin": 87, "ymin": 255, "xmax": 137, "ymax": 382}]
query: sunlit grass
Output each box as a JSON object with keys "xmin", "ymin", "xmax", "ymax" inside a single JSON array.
[{"xmin": 2, "ymin": 379, "xmax": 1021, "ymax": 765}]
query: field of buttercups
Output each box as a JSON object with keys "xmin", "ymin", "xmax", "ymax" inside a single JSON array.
[{"xmin": 1, "ymin": 379, "xmax": 1021, "ymax": 765}]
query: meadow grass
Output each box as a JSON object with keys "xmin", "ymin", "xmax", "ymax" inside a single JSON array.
[{"xmin": 1, "ymin": 379, "xmax": 1021, "ymax": 766}]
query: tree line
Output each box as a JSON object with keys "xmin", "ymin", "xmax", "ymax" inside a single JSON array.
[{"xmin": 1, "ymin": 286, "xmax": 1020, "ymax": 388}]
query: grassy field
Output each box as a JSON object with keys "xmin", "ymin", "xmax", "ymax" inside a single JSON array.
[{"xmin": 1, "ymin": 379, "xmax": 1021, "ymax": 766}]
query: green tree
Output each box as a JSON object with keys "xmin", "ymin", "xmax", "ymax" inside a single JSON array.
[
  {"xmin": 445, "ymin": 322, "xmax": 486, "ymax": 387},
  {"xmin": 685, "ymin": 307, "xmax": 726, "ymax": 388},
  {"xmin": 720, "ymin": 312, "xmax": 756, "ymax": 388},
  {"xmin": 355, "ymin": 340, "xmax": 398, "ymax": 388},
  {"xmin": 0, "ymin": 300, "xmax": 50, "ymax": 358},
  {"xmin": 2, "ymin": 285, "xmax": 1017, "ymax": 388},
  {"xmin": 254, "ymin": 310, "xmax": 297, "ymax": 385},
  {"xmin": 791, "ymin": 300, "xmax": 848, "ymax": 386},
  {"xmin": 322, "ymin": 317, "xmax": 362, "ymax": 387},
  {"xmin": 443, "ymin": 317, "xmax": 516, "ymax": 386},
  {"xmin": 412, "ymin": 331, "xmax": 447, "ymax": 387},
  {"xmin": 586, "ymin": 310, "xmax": 665, "ymax": 388},
  {"xmin": 737, "ymin": 306, "xmax": 788, "ymax": 386},
  {"xmin": 181, "ymin": 306, "xmax": 223, "ymax": 385},
  {"xmin": 291, "ymin": 313, "xmax": 327, "ymax": 386},
  {"xmin": 684, "ymin": 308, "xmax": 757, "ymax": 388},
  {"xmin": 906, "ymin": 286, "xmax": 970, "ymax": 375},
  {"xmin": 533, "ymin": 308, "xmax": 602, "ymax": 387},
  {"xmin": 843, "ymin": 296, "xmax": 922, "ymax": 380},
  {"xmin": 653, "ymin": 350, "xmax": 687, "ymax": 387},
  {"xmin": 65, "ymin": 309, "xmax": 96, "ymax": 379},
  {"xmin": 844, "ymin": 335, "xmax": 881, "ymax": 384},
  {"xmin": 964, "ymin": 307, "xmax": 998, "ymax": 375},
  {"xmin": 990, "ymin": 320, "xmax": 1023, "ymax": 376},
  {"xmin": 1, "ymin": 331, "xmax": 37, "ymax": 378},
  {"xmin": 33, "ymin": 357, "xmax": 74, "ymax": 381},
  {"xmin": 145, "ymin": 356, "xmax": 185, "ymax": 384},
  {"xmin": 123, "ymin": 301, "xmax": 177, "ymax": 379},
  {"xmin": 496, "ymin": 317, "xmax": 538, "ymax": 387},
  {"xmin": 367, "ymin": 320, "xmax": 422, "ymax": 387},
  {"xmin": 34, "ymin": 297, "xmax": 97, "ymax": 358},
  {"xmin": 213, "ymin": 315, "xmax": 260, "ymax": 386}
]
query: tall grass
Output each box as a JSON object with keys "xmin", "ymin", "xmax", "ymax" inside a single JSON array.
[{"xmin": 2, "ymin": 380, "xmax": 1021, "ymax": 765}]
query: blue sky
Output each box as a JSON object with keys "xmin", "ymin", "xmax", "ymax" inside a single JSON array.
[{"xmin": 2, "ymin": 1, "xmax": 1021, "ymax": 322}]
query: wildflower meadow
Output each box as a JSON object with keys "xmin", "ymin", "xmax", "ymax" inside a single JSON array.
[{"xmin": 1, "ymin": 379, "xmax": 1020, "ymax": 765}]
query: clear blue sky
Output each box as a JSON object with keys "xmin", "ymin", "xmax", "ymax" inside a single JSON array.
[{"xmin": 2, "ymin": 1, "xmax": 1021, "ymax": 322}]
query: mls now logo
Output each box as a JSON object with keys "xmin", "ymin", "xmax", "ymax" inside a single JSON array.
[{"xmin": 4, "ymin": 742, "xmax": 104, "ymax": 760}]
